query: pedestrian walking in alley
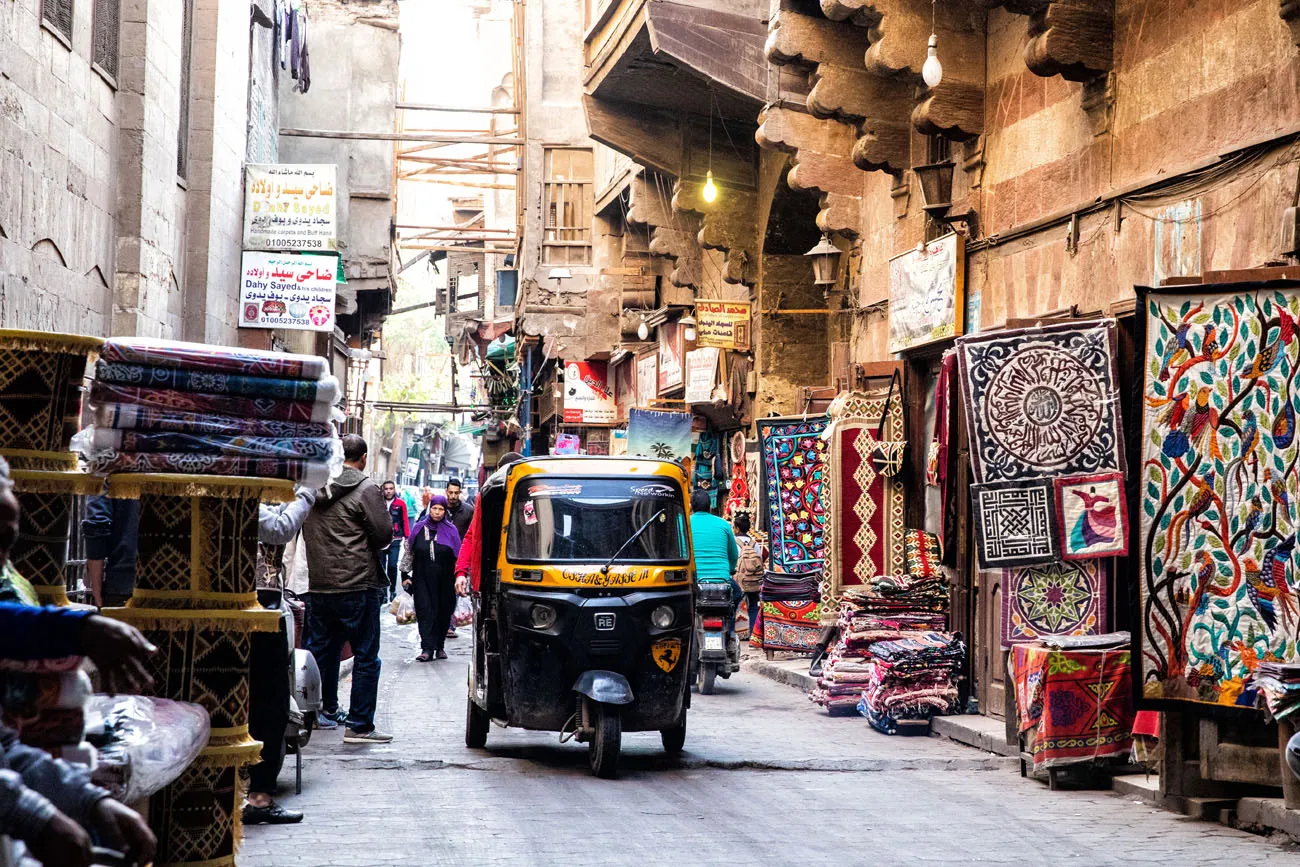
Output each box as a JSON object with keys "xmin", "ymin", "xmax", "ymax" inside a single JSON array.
[
  {"xmin": 399, "ymin": 494, "xmax": 461, "ymax": 661},
  {"xmin": 733, "ymin": 512, "xmax": 765, "ymax": 636},
  {"xmin": 444, "ymin": 478, "xmax": 474, "ymax": 537},
  {"xmin": 382, "ymin": 480, "xmax": 409, "ymax": 602},
  {"xmin": 301, "ymin": 434, "xmax": 394, "ymax": 744},
  {"xmin": 244, "ymin": 485, "xmax": 316, "ymax": 826},
  {"xmin": 81, "ymin": 492, "xmax": 140, "ymax": 607}
]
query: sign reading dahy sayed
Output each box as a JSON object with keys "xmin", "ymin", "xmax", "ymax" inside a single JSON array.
[
  {"xmin": 243, "ymin": 164, "xmax": 338, "ymax": 252},
  {"xmin": 239, "ymin": 251, "xmax": 337, "ymax": 332},
  {"xmin": 696, "ymin": 300, "xmax": 751, "ymax": 351}
]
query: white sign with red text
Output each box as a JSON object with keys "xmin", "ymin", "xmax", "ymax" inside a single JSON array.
[{"xmin": 563, "ymin": 360, "xmax": 616, "ymax": 423}]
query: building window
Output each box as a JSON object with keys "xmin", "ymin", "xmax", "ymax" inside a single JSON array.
[
  {"xmin": 42, "ymin": 0, "xmax": 74, "ymax": 45},
  {"xmin": 92, "ymin": 0, "xmax": 120, "ymax": 80},
  {"xmin": 176, "ymin": 0, "xmax": 195, "ymax": 179},
  {"xmin": 542, "ymin": 148, "xmax": 593, "ymax": 267}
]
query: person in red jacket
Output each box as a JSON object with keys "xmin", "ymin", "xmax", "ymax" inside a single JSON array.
[{"xmin": 454, "ymin": 453, "xmax": 523, "ymax": 595}]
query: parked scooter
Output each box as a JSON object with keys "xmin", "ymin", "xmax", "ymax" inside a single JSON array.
[
  {"xmin": 260, "ymin": 588, "xmax": 322, "ymax": 794},
  {"xmin": 694, "ymin": 580, "xmax": 740, "ymax": 695}
]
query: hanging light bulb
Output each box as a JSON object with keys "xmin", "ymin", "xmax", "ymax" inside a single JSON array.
[
  {"xmin": 922, "ymin": 33, "xmax": 943, "ymax": 88},
  {"xmin": 702, "ymin": 170, "xmax": 718, "ymax": 204},
  {"xmin": 637, "ymin": 317, "xmax": 649, "ymax": 341}
]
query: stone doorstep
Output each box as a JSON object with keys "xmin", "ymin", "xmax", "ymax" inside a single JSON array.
[{"xmin": 745, "ymin": 658, "xmax": 1300, "ymax": 843}]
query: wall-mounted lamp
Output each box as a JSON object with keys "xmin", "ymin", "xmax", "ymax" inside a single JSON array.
[
  {"xmin": 912, "ymin": 161, "xmax": 976, "ymax": 231},
  {"xmin": 804, "ymin": 235, "xmax": 843, "ymax": 286},
  {"xmin": 548, "ymin": 267, "xmax": 572, "ymax": 283},
  {"xmin": 680, "ymin": 314, "xmax": 697, "ymax": 342}
]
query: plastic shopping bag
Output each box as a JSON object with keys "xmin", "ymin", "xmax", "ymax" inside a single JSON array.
[
  {"xmin": 390, "ymin": 590, "xmax": 416, "ymax": 625},
  {"xmin": 453, "ymin": 595, "xmax": 473, "ymax": 628}
]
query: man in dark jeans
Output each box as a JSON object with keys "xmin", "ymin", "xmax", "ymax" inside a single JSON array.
[
  {"xmin": 81, "ymin": 493, "xmax": 141, "ymax": 606},
  {"xmin": 381, "ymin": 480, "xmax": 408, "ymax": 602},
  {"xmin": 302, "ymin": 434, "xmax": 394, "ymax": 744}
]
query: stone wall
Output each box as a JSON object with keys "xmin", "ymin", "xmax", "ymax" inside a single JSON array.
[
  {"xmin": 844, "ymin": 0, "xmax": 1300, "ymax": 361},
  {"xmin": 0, "ymin": 0, "xmax": 117, "ymax": 334}
]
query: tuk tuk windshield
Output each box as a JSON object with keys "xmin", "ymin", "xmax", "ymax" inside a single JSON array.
[{"xmin": 506, "ymin": 477, "xmax": 688, "ymax": 563}]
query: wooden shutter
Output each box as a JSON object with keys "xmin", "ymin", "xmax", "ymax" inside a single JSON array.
[
  {"xmin": 42, "ymin": 0, "xmax": 74, "ymax": 43},
  {"xmin": 176, "ymin": 0, "xmax": 195, "ymax": 178},
  {"xmin": 92, "ymin": 0, "xmax": 119, "ymax": 78}
]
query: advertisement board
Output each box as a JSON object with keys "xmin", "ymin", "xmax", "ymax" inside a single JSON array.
[
  {"xmin": 243, "ymin": 164, "xmax": 338, "ymax": 252},
  {"xmin": 696, "ymin": 300, "xmax": 752, "ymax": 351},
  {"xmin": 239, "ymin": 251, "xmax": 337, "ymax": 332},
  {"xmin": 684, "ymin": 348, "xmax": 720, "ymax": 404},
  {"xmin": 888, "ymin": 233, "xmax": 964, "ymax": 353},
  {"xmin": 562, "ymin": 361, "xmax": 616, "ymax": 424}
]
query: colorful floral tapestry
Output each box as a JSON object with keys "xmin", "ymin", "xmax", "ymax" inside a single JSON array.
[
  {"xmin": 1140, "ymin": 287, "xmax": 1300, "ymax": 708},
  {"xmin": 819, "ymin": 391, "xmax": 906, "ymax": 623},
  {"xmin": 757, "ymin": 416, "xmax": 829, "ymax": 573},
  {"xmin": 1012, "ymin": 645, "xmax": 1134, "ymax": 771},
  {"xmin": 749, "ymin": 599, "xmax": 822, "ymax": 653},
  {"xmin": 958, "ymin": 321, "xmax": 1123, "ymax": 484},
  {"xmin": 1002, "ymin": 559, "xmax": 1107, "ymax": 647}
]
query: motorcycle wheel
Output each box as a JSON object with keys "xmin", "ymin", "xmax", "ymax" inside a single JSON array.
[
  {"xmin": 465, "ymin": 697, "xmax": 490, "ymax": 749},
  {"xmin": 588, "ymin": 703, "xmax": 622, "ymax": 779},
  {"xmin": 699, "ymin": 662, "xmax": 717, "ymax": 695},
  {"xmin": 300, "ymin": 714, "xmax": 315, "ymax": 748}
]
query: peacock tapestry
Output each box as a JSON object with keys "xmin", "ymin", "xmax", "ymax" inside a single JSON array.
[{"xmin": 1140, "ymin": 286, "xmax": 1300, "ymax": 709}]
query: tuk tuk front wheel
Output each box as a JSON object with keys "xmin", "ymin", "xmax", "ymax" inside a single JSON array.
[
  {"xmin": 466, "ymin": 697, "xmax": 490, "ymax": 749},
  {"xmin": 661, "ymin": 714, "xmax": 686, "ymax": 754},
  {"xmin": 588, "ymin": 703, "xmax": 622, "ymax": 779},
  {"xmin": 699, "ymin": 662, "xmax": 717, "ymax": 695}
]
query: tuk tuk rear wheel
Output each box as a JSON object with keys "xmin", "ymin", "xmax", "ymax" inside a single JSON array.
[
  {"xmin": 661, "ymin": 715, "xmax": 686, "ymax": 754},
  {"xmin": 465, "ymin": 697, "xmax": 490, "ymax": 749},
  {"xmin": 588, "ymin": 704, "xmax": 621, "ymax": 779},
  {"xmin": 699, "ymin": 662, "xmax": 717, "ymax": 695}
]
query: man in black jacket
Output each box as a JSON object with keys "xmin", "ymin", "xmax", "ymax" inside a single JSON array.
[{"xmin": 302, "ymin": 435, "xmax": 393, "ymax": 744}]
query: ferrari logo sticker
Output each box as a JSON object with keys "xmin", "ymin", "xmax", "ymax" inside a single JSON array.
[{"xmin": 652, "ymin": 638, "xmax": 682, "ymax": 672}]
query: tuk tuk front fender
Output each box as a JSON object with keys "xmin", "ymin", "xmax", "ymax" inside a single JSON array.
[{"xmin": 573, "ymin": 670, "xmax": 634, "ymax": 705}]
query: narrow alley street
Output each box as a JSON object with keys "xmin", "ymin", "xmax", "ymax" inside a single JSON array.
[{"xmin": 242, "ymin": 620, "xmax": 1300, "ymax": 867}]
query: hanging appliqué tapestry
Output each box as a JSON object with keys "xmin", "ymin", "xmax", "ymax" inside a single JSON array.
[
  {"xmin": 958, "ymin": 321, "xmax": 1124, "ymax": 484},
  {"xmin": 1002, "ymin": 559, "xmax": 1107, "ymax": 646},
  {"xmin": 1140, "ymin": 286, "xmax": 1300, "ymax": 709},
  {"xmin": 1055, "ymin": 473, "xmax": 1128, "ymax": 559},
  {"xmin": 819, "ymin": 390, "xmax": 907, "ymax": 623},
  {"xmin": 971, "ymin": 479, "xmax": 1058, "ymax": 568},
  {"xmin": 757, "ymin": 416, "xmax": 829, "ymax": 573}
]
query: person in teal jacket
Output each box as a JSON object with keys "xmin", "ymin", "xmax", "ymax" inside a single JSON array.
[{"xmin": 689, "ymin": 489, "xmax": 741, "ymax": 626}]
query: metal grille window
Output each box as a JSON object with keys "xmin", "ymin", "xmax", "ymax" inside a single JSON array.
[
  {"xmin": 176, "ymin": 0, "xmax": 195, "ymax": 178},
  {"xmin": 542, "ymin": 148, "xmax": 593, "ymax": 267},
  {"xmin": 92, "ymin": 0, "xmax": 120, "ymax": 79},
  {"xmin": 42, "ymin": 0, "xmax": 74, "ymax": 44}
]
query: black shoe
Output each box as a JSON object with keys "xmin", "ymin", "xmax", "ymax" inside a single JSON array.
[
  {"xmin": 243, "ymin": 802, "xmax": 304, "ymax": 825},
  {"xmin": 435, "ymin": 650, "xmax": 448, "ymax": 660}
]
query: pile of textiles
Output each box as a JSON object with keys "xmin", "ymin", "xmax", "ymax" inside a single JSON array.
[
  {"xmin": 1255, "ymin": 662, "xmax": 1300, "ymax": 722},
  {"xmin": 81, "ymin": 338, "xmax": 342, "ymax": 485},
  {"xmin": 812, "ymin": 530, "xmax": 965, "ymax": 727},
  {"xmin": 760, "ymin": 570, "xmax": 821, "ymax": 602},
  {"xmin": 856, "ymin": 632, "xmax": 964, "ymax": 734}
]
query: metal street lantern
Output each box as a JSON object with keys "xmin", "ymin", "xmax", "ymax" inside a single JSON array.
[
  {"xmin": 913, "ymin": 160, "xmax": 956, "ymax": 218},
  {"xmin": 805, "ymin": 235, "xmax": 842, "ymax": 286},
  {"xmin": 679, "ymin": 313, "xmax": 697, "ymax": 342}
]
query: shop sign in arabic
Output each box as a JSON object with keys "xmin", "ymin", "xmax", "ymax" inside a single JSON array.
[
  {"xmin": 243, "ymin": 164, "xmax": 338, "ymax": 251},
  {"xmin": 563, "ymin": 360, "xmax": 616, "ymax": 424},
  {"xmin": 696, "ymin": 300, "xmax": 752, "ymax": 351},
  {"xmin": 684, "ymin": 347, "xmax": 720, "ymax": 404},
  {"xmin": 239, "ymin": 251, "xmax": 337, "ymax": 332},
  {"xmin": 888, "ymin": 233, "xmax": 965, "ymax": 353}
]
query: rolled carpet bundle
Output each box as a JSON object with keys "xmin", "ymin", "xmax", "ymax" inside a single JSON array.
[
  {"xmin": 95, "ymin": 404, "xmax": 333, "ymax": 439},
  {"xmin": 90, "ymin": 382, "xmax": 336, "ymax": 424},
  {"xmin": 96, "ymin": 361, "xmax": 340, "ymax": 404},
  {"xmin": 90, "ymin": 451, "xmax": 331, "ymax": 488},
  {"xmin": 92, "ymin": 428, "xmax": 339, "ymax": 462},
  {"xmin": 100, "ymin": 337, "xmax": 329, "ymax": 380}
]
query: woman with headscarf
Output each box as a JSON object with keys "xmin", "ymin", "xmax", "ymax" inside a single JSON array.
[{"xmin": 399, "ymin": 494, "xmax": 461, "ymax": 661}]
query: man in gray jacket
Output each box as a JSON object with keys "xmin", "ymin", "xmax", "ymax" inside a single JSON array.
[{"xmin": 302, "ymin": 435, "xmax": 394, "ymax": 744}]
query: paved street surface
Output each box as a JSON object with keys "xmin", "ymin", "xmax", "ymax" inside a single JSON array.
[{"xmin": 242, "ymin": 620, "xmax": 1300, "ymax": 866}]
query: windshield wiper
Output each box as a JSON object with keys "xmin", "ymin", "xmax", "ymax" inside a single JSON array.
[{"xmin": 600, "ymin": 509, "xmax": 666, "ymax": 575}]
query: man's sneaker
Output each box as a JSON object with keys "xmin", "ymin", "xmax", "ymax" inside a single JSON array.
[
  {"xmin": 313, "ymin": 714, "xmax": 338, "ymax": 730},
  {"xmin": 321, "ymin": 709, "xmax": 347, "ymax": 724},
  {"xmin": 343, "ymin": 728, "xmax": 394, "ymax": 744}
]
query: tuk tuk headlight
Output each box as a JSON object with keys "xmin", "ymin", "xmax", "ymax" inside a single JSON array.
[
  {"xmin": 529, "ymin": 603, "xmax": 557, "ymax": 630},
  {"xmin": 663, "ymin": 569, "xmax": 689, "ymax": 583},
  {"xmin": 651, "ymin": 605, "xmax": 674, "ymax": 629}
]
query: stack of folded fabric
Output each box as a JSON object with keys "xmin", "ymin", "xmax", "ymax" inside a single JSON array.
[
  {"xmin": 760, "ymin": 570, "xmax": 821, "ymax": 602},
  {"xmin": 83, "ymin": 338, "xmax": 341, "ymax": 485},
  {"xmin": 0, "ymin": 656, "xmax": 96, "ymax": 767},
  {"xmin": 856, "ymin": 632, "xmax": 965, "ymax": 734},
  {"xmin": 1255, "ymin": 662, "xmax": 1300, "ymax": 722}
]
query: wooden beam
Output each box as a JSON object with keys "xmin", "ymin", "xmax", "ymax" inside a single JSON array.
[
  {"xmin": 396, "ymin": 224, "xmax": 516, "ymax": 232},
  {"xmin": 396, "ymin": 102, "xmax": 519, "ymax": 114},
  {"xmin": 399, "ymin": 244, "xmax": 517, "ymax": 253},
  {"xmin": 280, "ymin": 128, "xmax": 523, "ymax": 145}
]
